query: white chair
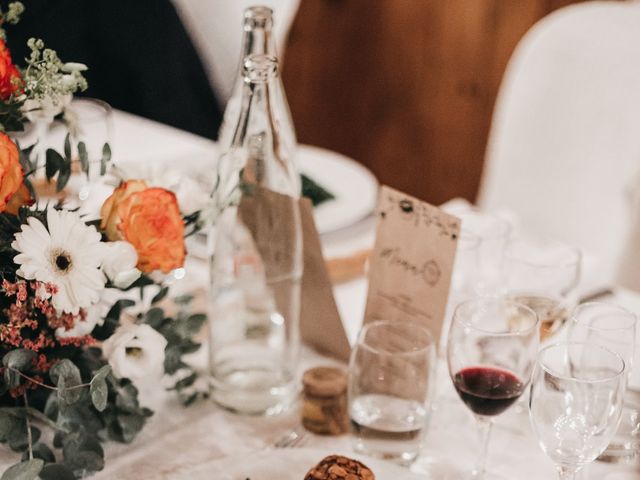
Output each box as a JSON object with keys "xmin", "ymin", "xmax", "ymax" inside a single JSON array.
[
  {"xmin": 478, "ymin": 1, "xmax": 640, "ymax": 290},
  {"xmin": 170, "ymin": 0, "xmax": 301, "ymax": 105}
]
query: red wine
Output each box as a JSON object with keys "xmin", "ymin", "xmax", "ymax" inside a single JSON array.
[{"xmin": 453, "ymin": 366, "xmax": 523, "ymax": 416}]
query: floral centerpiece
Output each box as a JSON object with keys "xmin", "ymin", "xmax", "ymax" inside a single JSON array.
[{"xmin": 0, "ymin": 4, "xmax": 206, "ymax": 479}]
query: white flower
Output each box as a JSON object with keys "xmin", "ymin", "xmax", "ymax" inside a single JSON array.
[
  {"xmin": 102, "ymin": 324, "xmax": 167, "ymax": 379},
  {"xmin": 62, "ymin": 62, "xmax": 88, "ymax": 73},
  {"xmin": 12, "ymin": 208, "xmax": 107, "ymax": 314},
  {"xmin": 156, "ymin": 173, "xmax": 210, "ymax": 215},
  {"xmin": 101, "ymin": 241, "xmax": 141, "ymax": 288}
]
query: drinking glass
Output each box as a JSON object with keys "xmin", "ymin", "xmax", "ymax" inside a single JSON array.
[
  {"xmin": 61, "ymin": 98, "xmax": 113, "ymax": 205},
  {"xmin": 503, "ymin": 238, "xmax": 581, "ymax": 341},
  {"xmin": 443, "ymin": 206, "xmax": 512, "ymax": 295},
  {"xmin": 348, "ymin": 320, "xmax": 437, "ymax": 465},
  {"xmin": 447, "ymin": 297, "xmax": 539, "ymax": 478},
  {"xmin": 440, "ymin": 233, "xmax": 482, "ymax": 353},
  {"xmin": 567, "ymin": 303, "xmax": 638, "ymax": 465},
  {"xmin": 529, "ymin": 343, "xmax": 626, "ymax": 480}
]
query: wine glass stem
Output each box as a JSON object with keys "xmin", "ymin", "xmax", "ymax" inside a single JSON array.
[
  {"xmin": 472, "ymin": 416, "xmax": 493, "ymax": 478},
  {"xmin": 557, "ymin": 465, "xmax": 579, "ymax": 480}
]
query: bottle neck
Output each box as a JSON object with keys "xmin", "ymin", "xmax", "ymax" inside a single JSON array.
[{"xmin": 239, "ymin": 25, "xmax": 276, "ymax": 71}]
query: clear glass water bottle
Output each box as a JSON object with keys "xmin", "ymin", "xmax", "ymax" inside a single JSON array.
[
  {"xmin": 217, "ymin": 5, "xmax": 297, "ymax": 165},
  {"xmin": 208, "ymin": 54, "xmax": 302, "ymax": 415}
]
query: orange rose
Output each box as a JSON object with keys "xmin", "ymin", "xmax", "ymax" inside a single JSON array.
[
  {"xmin": 100, "ymin": 179, "xmax": 148, "ymax": 241},
  {"xmin": 101, "ymin": 181, "xmax": 185, "ymax": 273},
  {"xmin": 0, "ymin": 133, "xmax": 30, "ymax": 214},
  {"xmin": 0, "ymin": 39, "xmax": 22, "ymax": 100}
]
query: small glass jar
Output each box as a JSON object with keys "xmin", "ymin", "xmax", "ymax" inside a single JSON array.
[{"xmin": 302, "ymin": 366, "xmax": 349, "ymax": 435}]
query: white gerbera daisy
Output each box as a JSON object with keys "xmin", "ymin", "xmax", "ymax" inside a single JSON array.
[{"xmin": 12, "ymin": 208, "xmax": 107, "ymax": 314}]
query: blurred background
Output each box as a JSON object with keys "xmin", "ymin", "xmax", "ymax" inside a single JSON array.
[
  {"xmin": 282, "ymin": 0, "xmax": 580, "ymax": 205},
  {"xmin": 4, "ymin": 0, "xmax": 583, "ymax": 206}
]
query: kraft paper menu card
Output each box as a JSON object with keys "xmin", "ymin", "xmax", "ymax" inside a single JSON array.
[
  {"xmin": 364, "ymin": 185, "xmax": 460, "ymax": 344},
  {"xmin": 239, "ymin": 189, "xmax": 351, "ymax": 361},
  {"xmin": 299, "ymin": 198, "xmax": 352, "ymax": 361}
]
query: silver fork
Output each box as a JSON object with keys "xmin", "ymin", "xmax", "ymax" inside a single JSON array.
[{"xmin": 272, "ymin": 427, "xmax": 308, "ymax": 449}]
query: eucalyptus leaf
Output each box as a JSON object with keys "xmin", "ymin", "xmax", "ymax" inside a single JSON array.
[
  {"xmin": 100, "ymin": 143, "xmax": 111, "ymax": 175},
  {"xmin": 50, "ymin": 359, "xmax": 83, "ymax": 405},
  {"xmin": 144, "ymin": 307, "xmax": 165, "ymax": 329},
  {"xmin": 186, "ymin": 314, "xmax": 207, "ymax": 335},
  {"xmin": 0, "ymin": 406, "xmax": 66, "ymax": 433},
  {"xmin": 18, "ymin": 143, "xmax": 34, "ymax": 174},
  {"xmin": 0, "ymin": 411, "xmax": 20, "ymax": 442},
  {"xmin": 0, "ymin": 459, "xmax": 43, "ymax": 480},
  {"xmin": 56, "ymin": 161, "xmax": 71, "ymax": 192},
  {"xmin": 90, "ymin": 378, "xmax": 108, "ymax": 412},
  {"xmin": 45, "ymin": 149, "xmax": 63, "ymax": 181},
  {"xmin": 57, "ymin": 403, "xmax": 102, "ymax": 433},
  {"xmin": 163, "ymin": 347, "xmax": 187, "ymax": 375},
  {"xmin": 3, "ymin": 349, "xmax": 36, "ymax": 370},
  {"xmin": 117, "ymin": 413, "xmax": 146, "ymax": 443},
  {"xmin": 151, "ymin": 285, "xmax": 169, "ymax": 304},
  {"xmin": 78, "ymin": 141, "xmax": 88, "ymax": 177},
  {"xmin": 49, "ymin": 360, "xmax": 81, "ymax": 387},
  {"xmin": 39, "ymin": 464, "xmax": 75, "ymax": 480},
  {"xmin": 170, "ymin": 372, "xmax": 197, "ymax": 391},
  {"xmin": 115, "ymin": 382, "xmax": 139, "ymax": 413},
  {"xmin": 62, "ymin": 431, "xmax": 104, "ymax": 458},
  {"xmin": 63, "ymin": 133, "xmax": 71, "ymax": 161},
  {"xmin": 4, "ymin": 368, "xmax": 19, "ymax": 389},
  {"xmin": 64, "ymin": 450, "xmax": 104, "ymax": 476},
  {"xmin": 21, "ymin": 442, "xmax": 55, "ymax": 463},
  {"xmin": 8, "ymin": 424, "xmax": 40, "ymax": 452}
]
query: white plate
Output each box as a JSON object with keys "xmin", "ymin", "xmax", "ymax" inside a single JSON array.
[
  {"xmin": 113, "ymin": 143, "xmax": 378, "ymax": 236},
  {"xmin": 167, "ymin": 447, "xmax": 423, "ymax": 479},
  {"xmin": 297, "ymin": 145, "xmax": 378, "ymax": 234}
]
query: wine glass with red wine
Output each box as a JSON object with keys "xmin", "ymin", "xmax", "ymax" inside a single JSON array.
[{"xmin": 447, "ymin": 297, "xmax": 539, "ymax": 478}]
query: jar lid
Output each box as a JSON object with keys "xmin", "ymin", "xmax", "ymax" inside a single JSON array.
[{"xmin": 302, "ymin": 366, "xmax": 347, "ymax": 397}]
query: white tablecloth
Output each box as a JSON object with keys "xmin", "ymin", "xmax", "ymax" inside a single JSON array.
[{"xmin": 2, "ymin": 111, "xmax": 638, "ymax": 479}]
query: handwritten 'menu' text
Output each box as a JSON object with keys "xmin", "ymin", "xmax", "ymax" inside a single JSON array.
[{"xmin": 379, "ymin": 248, "xmax": 442, "ymax": 286}]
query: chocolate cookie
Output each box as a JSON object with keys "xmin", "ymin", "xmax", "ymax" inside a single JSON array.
[{"xmin": 304, "ymin": 455, "xmax": 375, "ymax": 480}]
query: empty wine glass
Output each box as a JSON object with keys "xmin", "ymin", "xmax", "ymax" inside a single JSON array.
[
  {"xmin": 59, "ymin": 98, "xmax": 113, "ymax": 208},
  {"xmin": 529, "ymin": 343, "xmax": 626, "ymax": 480},
  {"xmin": 503, "ymin": 238, "xmax": 581, "ymax": 341},
  {"xmin": 447, "ymin": 297, "xmax": 539, "ymax": 478},
  {"xmin": 443, "ymin": 206, "xmax": 512, "ymax": 295},
  {"xmin": 567, "ymin": 303, "xmax": 638, "ymax": 466},
  {"xmin": 348, "ymin": 320, "xmax": 437, "ymax": 465}
]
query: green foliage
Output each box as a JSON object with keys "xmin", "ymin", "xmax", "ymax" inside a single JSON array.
[
  {"xmin": 21, "ymin": 442, "xmax": 54, "ymax": 463},
  {"xmin": 50, "ymin": 360, "xmax": 82, "ymax": 405},
  {"xmin": 100, "ymin": 143, "xmax": 111, "ymax": 175},
  {"xmin": 89, "ymin": 366, "xmax": 110, "ymax": 412},
  {"xmin": 1, "ymin": 459, "xmax": 43, "ymax": 480},
  {"xmin": 77, "ymin": 141, "xmax": 88, "ymax": 178},
  {"xmin": 3, "ymin": 349, "xmax": 35, "ymax": 388},
  {"xmin": 92, "ymin": 299, "xmax": 135, "ymax": 341},
  {"xmin": 0, "ymin": 97, "xmax": 25, "ymax": 133},
  {"xmin": 142, "ymin": 295, "xmax": 207, "ymax": 405},
  {"xmin": 39, "ymin": 464, "xmax": 75, "ymax": 480},
  {"xmin": 301, "ymin": 173, "xmax": 335, "ymax": 206}
]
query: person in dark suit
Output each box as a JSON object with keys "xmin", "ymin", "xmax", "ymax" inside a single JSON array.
[{"xmin": 4, "ymin": 0, "xmax": 223, "ymax": 139}]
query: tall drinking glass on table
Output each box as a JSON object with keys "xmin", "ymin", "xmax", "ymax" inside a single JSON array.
[
  {"xmin": 567, "ymin": 303, "xmax": 638, "ymax": 467},
  {"xmin": 348, "ymin": 320, "xmax": 436, "ymax": 466}
]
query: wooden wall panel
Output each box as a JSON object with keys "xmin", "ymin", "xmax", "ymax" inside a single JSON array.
[{"xmin": 282, "ymin": 0, "xmax": 584, "ymax": 204}]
